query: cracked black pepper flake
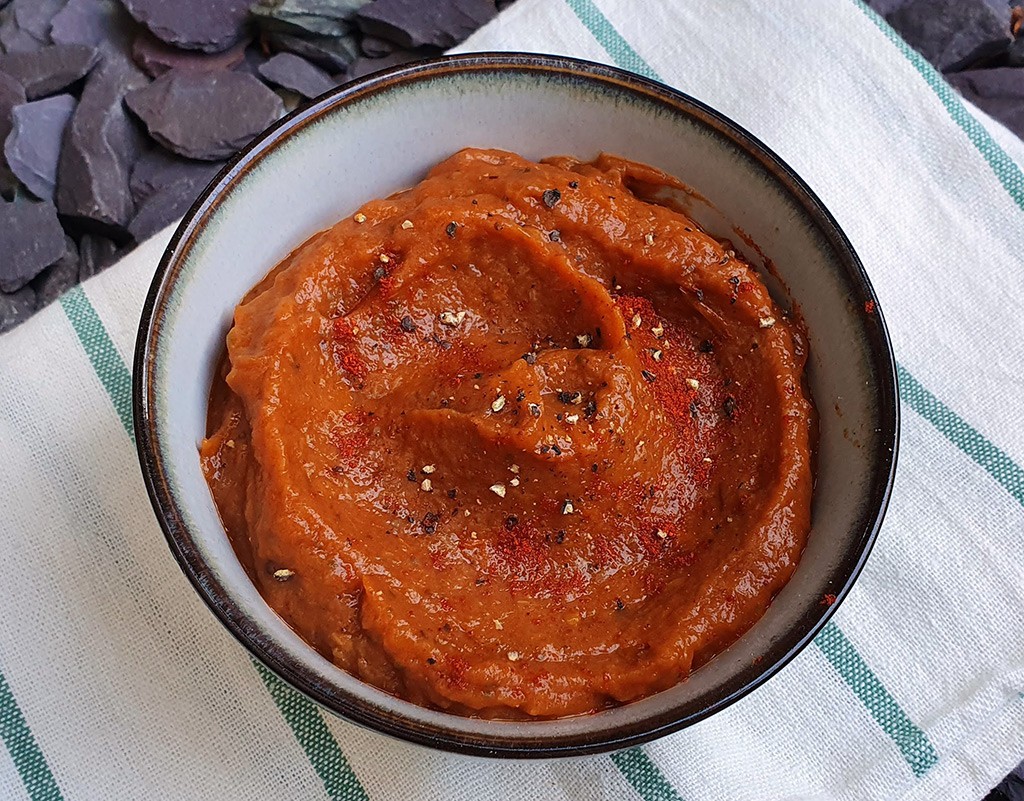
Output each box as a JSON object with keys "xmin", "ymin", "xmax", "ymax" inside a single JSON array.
[
  {"xmin": 522, "ymin": 352, "xmax": 536, "ymax": 365},
  {"xmin": 549, "ymin": 229, "xmax": 561, "ymax": 242},
  {"xmin": 426, "ymin": 657, "xmax": 436, "ymax": 664},
  {"xmin": 557, "ymin": 391, "xmax": 574, "ymax": 404},
  {"xmin": 690, "ymin": 400, "xmax": 699, "ymax": 420},
  {"xmin": 447, "ymin": 488, "xmax": 457, "ymax": 499},
  {"xmin": 615, "ymin": 598, "xmax": 625, "ymax": 611},
  {"xmin": 516, "ymin": 389, "xmax": 526, "ymax": 401},
  {"xmin": 568, "ymin": 180, "xmax": 579, "ymax": 189},
  {"xmin": 724, "ymin": 395, "xmax": 737, "ymax": 419},
  {"xmin": 555, "ymin": 530, "xmax": 566, "ymax": 544},
  {"xmin": 445, "ymin": 221, "xmax": 457, "ymax": 237},
  {"xmin": 695, "ymin": 288, "xmax": 705, "ymax": 301},
  {"xmin": 529, "ymin": 403, "xmax": 541, "ymax": 417},
  {"xmin": 505, "ymin": 515, "xmax": 518, "ymax": 530},
  {"xmin": 551, "ymin": 443, "xmax": 562, "ymax": 456},
  {"xmin": 406, "ymin": 469, "xmax": 416, "ymax": 482},
  {"xmin": 699, "ymin": 339, "xmax": 714, "ymax": 353},
  {"xmin": 584, "ymin": 399, "xmax": 597, "ymax": 418},
  {"xmin": 591, "ymin": 463, "xmax": 599, "ymax": 473},
  {"xmin": 400, "ymin": 315, "xmax": 415, "ymax": 332},
  {"xmin": 421, "ymin": 512, "xmax": 440, "ymax": 535},
  {"xmin": 542, "ymin": 188, "xmax": 561, "ymax": 208},
  {"xmin": 641, "ymin": 369, "xmax": 657, "ymax": 383},
  {"xmin": 373, "ymin": 266, "xmax": 386, "ymax": 280},
  {"xmin": 728, "ymin": 276, "xmax": 740, "ymax": 286}
]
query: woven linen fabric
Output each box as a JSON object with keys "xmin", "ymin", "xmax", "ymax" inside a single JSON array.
[{"xmin": 2, "ymin": 1, "xmax": 1024, "ymax": 799}]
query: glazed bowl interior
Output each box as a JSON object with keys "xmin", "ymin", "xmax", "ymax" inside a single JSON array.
[{"xmin": 135, "ymin": 54, "xmax": 897, "ymax": 757}]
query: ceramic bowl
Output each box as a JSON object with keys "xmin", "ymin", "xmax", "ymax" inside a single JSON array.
[{"xmin": 134, "ymin": 53, "xmax": 898, "ymax": 758}]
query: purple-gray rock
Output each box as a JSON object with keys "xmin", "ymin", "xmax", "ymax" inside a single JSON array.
[
  {"xmin": 56, "ymin": 55, "xmax": 148, "ymax": 232},
  {"xmin": 129, "ymin": 147, "xmax": 222, "ymax": 206},
  {"xmin": 0, "ymin": 284, "xmax": 36, "ymax": 334},
  {"xmin": 0, "ymin": 71, "xmax": 27, "ymax": 160},
  {"xmin": 120, "ymin": 0, "xmax": 250, "ymax": 53},
  {"xmin": 0, "ymin": 44, "xmax": 98, "ymax": 100},
  {"xmin": 1007, "ymin": 34, "xmax": 1024, "ymax": 67},
  {"xmin": 0, "ymin": 198, "xmax": 66, "ymax": 292},
  {"xmin": 347, "ymin": 47, "xmax": 433, "ymax": 80},
  {"xmin": 5, "ymin": 94, "xmax": 76, "ymax": 201},
  {"xmin": 128, "ymin": 174, "xmax": 203, "ymax": 242},
  {"xmin": 359, "ymin": 34, "xmax": 393, "ymax": 57},
  {"xmin": 947, "ymin": 67, "xmax": 1024, "ymax": 138},
  {"xmin": 125, "ymin": 69, "xmax": 284, "ymax": 160},
  {"xmin": 0, "ymin": 0, "xmax": 66, "ymax": 54},
  {"xmin": 355, "ymin": 0, "xmax": 496, "ymax": 49},
  {"xmin": 258, "ymin": 51, "xmax": 336, "ymax": 98},
  {"xmin": 264, "ymin": 30, "xmax": 359, "ymax": 72},
  {"xmin": 50, "ymin": 0, "xmax": 135, "ymax": 58},
  {"xmin": 886, "ymin": 0, "xmax": 1011, "ymax": 72},
  {"xmin": 131, "ymin": 31, "xmax": 248, "ymax": 78},
  {"xmin": 77, "ymin": 231, "xmax": 119, "ymax": 279},
  {"xmin": 31, "ymin": 233, "xmax": 78, "ymax": 308},
  {"xmin": 250, "ymin": 0, "xmax": 368, "ymax": 38}
]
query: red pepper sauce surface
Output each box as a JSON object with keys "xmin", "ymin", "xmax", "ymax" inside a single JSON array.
[{"xmin": 201, "ymin": 149, "xmax": 815, "ymax": 719}]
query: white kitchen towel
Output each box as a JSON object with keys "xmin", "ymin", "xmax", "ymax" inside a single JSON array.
[{"xmin": 2, "ymin": 1, "xmax": 1023, "ymax": 800}]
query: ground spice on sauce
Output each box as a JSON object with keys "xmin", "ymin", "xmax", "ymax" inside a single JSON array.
[{"xmin": 200, "ymin": 149, "xmax": 815, "ymax": 719}]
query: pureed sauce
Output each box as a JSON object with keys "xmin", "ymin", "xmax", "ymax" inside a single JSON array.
[{"xmin": 201, "ymin": 149, "xmax": 814, "ymax": 719}]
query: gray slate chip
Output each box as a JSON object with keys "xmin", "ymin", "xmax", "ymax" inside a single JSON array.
[
  {"xmin": 250, "ymin": 0, "xmax": 368, "ymax": 38},
  {"xmin": 258, "ymin": 51, "xmax": 336, "ymax": 99},
  {"xmin": 128, "ymin": 174, "xmax": 203, "ymax": 242},
  {"xmin": 0, "ymin": 198, "xmax": 66, "ymax": 292},
  {"xmin": 355, "ymin": 0, "xmax": 496, "ymax": 49},
  {"xmin": 132, "ymin": 31, "xmax": 248, "ymax": 78},
  {"xmin": 78, "ymin": 232, "xmax": 119, "ymax": 280},
  {"xmin": 886, "ymin": 0, "xmax": 1011, "ymax": 72},
  {"xmin": 125, "ymin": 69, "xmax": 284, "ymax": 160},
  {"xmin": 121, "ymin": 0, "xmax": 250, "ymax": 53},
  {"xmin": 0, "ymin": 284, "xmax": 36, "ymax": 334},
  {"xmin": 264, "ymin": 30, "xmax": 359, "ymax": 72},
  {"xmin": 0, "ymin": 71, "xmax": 27, "ymax": 160},
  {"xmin": 129, "ymin": 147, "xmax": 223, "ymax": 206},
  {"xmin": 31, "ymin": 233, "xmax": 78, "ymax": 308},
  {"xmin": 0, "ymin": 44, "xmax": 99, "ymax": 100},
  {"xmin": 5, "ymin": 94, "xmax": 76, "ymax": 201},
  {"xmin": 56, "ymin": 54, "xmax": 148, "ymax": 232},
  {"xmin": 50, "ymin": 0, "xmax": 135, "ymax": 58},
  {"xmin": 0, "ymin": 0, "xmax": 66, "ymax": 54},
  {"xmin": 359, "ymin": 34, "xmax": 393, "ymax": 57}
]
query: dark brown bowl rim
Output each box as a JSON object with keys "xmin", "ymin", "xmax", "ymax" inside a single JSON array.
[{"xmin": 133, "ymin": 52, "xmax": 899, "ymax": 759}]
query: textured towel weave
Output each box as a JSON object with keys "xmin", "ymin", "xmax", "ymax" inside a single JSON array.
[{"xmin": 1, "ymin": 1, "xmax": 1023, "ymax": 799}]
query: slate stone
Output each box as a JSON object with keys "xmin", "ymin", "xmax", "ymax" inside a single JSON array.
[
  {"xmin": 0, "ymin": 198, "xmax": 66, "ymax": 292},
  {"xmin": 5, "ymin": 94, "xmax": 76, "ymax": 201},
  {"xmin": 250, "ymin": 0, "xmax": 368, "ymax": 39},
  {"xmin": 0, "ymin": 44, "xmax": 99, "ymax": 100},
  {"xmin": 347, "ymin": 47, "xmax": 434, "ymax": 80},
  {"xmin": 0, "ymin": 71, "xmax": 27, "ymax": 162},
  {"xmin": 56, "ymin": 55, "xmax": 148, "ymax": 232},
  {"xmin": 120, "ymin": 0, "xmax": 250, "ymax": 53},
  {"xmin": 263, "ymin": 30, "xmax": 359, "ymax": 72},
  {"xmin": 129, "ymin": 147, "xmax": 223, "ymax": 206},
  {"xmin": 0, "ymin": 0, "xmax": 66, "ymax": 54},
  {"xmin": 31, "ymin": 233, "xmax": 78, "ymax": 308},
  {"xmin": 131, "ymin": 31, "xmax": 248, "ymax": 78},
  {"xmin": 50, "ymin": 0, "xmax": 135, "ymax": 58},
  {"xmin": 125, "ymin": 69, "xmax": 284, "ymax": 160},
  {"xmin": 258, "ymin": 51, "xmax": 336, "ymax": 98},
  {"xmin": 0, "ymin": 284, "xmax": 36, "ymax": 334},
  {"xmin": 355, "ymin": 0, "xmax": 496, "ymax": 49},
  {"xmin": 1007, "ymin": 35, "xmax": 1024, "ymax": 67},
  {"xmin": 233, "ymin": 44, "xmax": 269, "ymax": 77},
  {"xmin": 359, "ymin": 34, "xmax": 393, "ymax": 57},
  {"xmin": 887, "ymin": 0, "xmax": 1011, "ymax": 72},
  {"xmin": 77, "ymin": 232, "xmax": 119, "ymax": 279},
  {"xmin": 947, "ymin": 67, "xmax": 1024, "ymax": 138},
  {"xmin": 128, "ymin": 174, "xmax": 204, "ymax": 242}
]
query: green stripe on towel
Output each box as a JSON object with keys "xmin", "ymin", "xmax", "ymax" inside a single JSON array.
[
  {"xmin": 561, "ymin": 0, "xmax": 942, "ymax": 779},
  {"xmin": 612, "ymin": 748, "xmax": 685, "ymax": 801},
  {"xmin": 61, "ymin": 288, "xmax": 368, "ymax": 801},
  {"xmin": 0, "ymin": 671, "xmax": 64, "ymax": 801},
  {"xmin": 815, "ymin": 623, "xmax": 938, "ymax": 776},
  {"xmin": 854, "ymin": 0, "xmax": 1024, "ymax": 211}
]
